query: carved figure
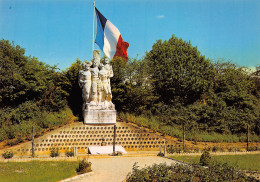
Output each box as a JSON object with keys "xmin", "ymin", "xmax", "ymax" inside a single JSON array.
[
  {"xmin": 79, "ymin": 52, "xmax": 114, "ymax": 108},
  {"xmin": 79, "ymin": 62, "xmax": 92, "ymax": 105},
  {"xmin": 89, "ymin": 60, "xmax": 100, "ymax": 105},
  {"xmin": 104, "ymin": 57, "xmax": 113, "ymax": 99},
  {"xmin": 99, "ymin": 63, "xmax": 110, "ymax": 104}
]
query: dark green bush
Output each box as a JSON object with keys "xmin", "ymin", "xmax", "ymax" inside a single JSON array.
[
  {"xmin": 157, "ymin": 152, "xmax": 164, "ymax": 157},
  {"xmin": 248, "ymin": 146, "xmax": 260, "ymax": 151},
  {"xmin": 50, "ymin": 147, "xmax": 59, "ymax": 158},
  {"xmin": 126, "ymin": 163, "xmax": 257, "ymax": 182},
  {"xmin": 2, "ymin": 151, "xmax": 14, "ymax": 159},
  {"xmin": 194, "ymin": 147, "xmax": 199, "ymax": 153},
  {"xmin": 6, "ymin": 139, "xmax": 20, "ymax": 146},
  {"xmin": 65, "ymin": 150, "xmax": 74, "ymax": 157},
  {"xmin": 76, "ymin": 159, "xmax": 92, "ymax": 174},
  {"xmin": 200, "ymin": 150, "xmax": 211, "ymax": 166},
  {"xmin": 166, "ymin": 145, "xmax": 175, "ymax": 154}
]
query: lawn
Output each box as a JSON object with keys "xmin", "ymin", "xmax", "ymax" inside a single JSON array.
[
  {"xmin": 0, "ymin": 161, "xmax": 79, "ymax": 182},
  {"xmin": 170, "ymin": 154, "xmax": 260, "ymax": 171}
]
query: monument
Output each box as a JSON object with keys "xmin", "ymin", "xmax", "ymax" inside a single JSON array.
[{"xmin": 79, "ymin": 50, "xmax": 116, "ymax": 124}]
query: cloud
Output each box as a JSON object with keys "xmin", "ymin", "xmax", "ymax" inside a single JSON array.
[{"xmin": 156, "ymin": 15, "xmax": 165, "ymax": 19}]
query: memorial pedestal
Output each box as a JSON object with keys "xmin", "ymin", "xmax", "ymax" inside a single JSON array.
[{"xmin": 83, "ymin": 103, "xmax": 116, "ymax": 124}]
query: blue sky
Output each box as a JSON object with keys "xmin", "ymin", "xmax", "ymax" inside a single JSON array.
[{"xmin": 1, "ymin": 0, "xmax": 259, "ymax": 70}]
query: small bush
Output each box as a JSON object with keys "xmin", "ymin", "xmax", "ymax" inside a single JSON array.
[
  {"xmin": 2, "ymin": 151, "xmax": 14, "ymax": 159},
  {"xmin": 6, "ymin": 139, "xmax": 20, "ymax": 146},
  {"xmin": 50, "ymin": 147, "xmax": 59, "ymax": 158},
  {"xmin": 212, "ymin": 146, "xmax": 219, "ymax": 152},
  {"xmin": 194, "ymin": 147, "xmax": 199, "ymax": 153},
  {"xmin": 248, "ymin": 146, "xmax": 260, "ymax": 151},
  {"xmin": 76, "ymin": 159, "xmax": 92, "ymax": 174},
  {"xmin": 167, "ymin": 145, "xmax": 175, "ymax": 154},
  {"xmin": 65, "ymin": 150, "xmax": 74, "ymax": 157},
  {"xmin": 200, "ymin": 150, "xmax": 211, "ymax": 166},
  {"xmin": 157, "ymin": 152, "xmax": 164, "ymax": 157}
]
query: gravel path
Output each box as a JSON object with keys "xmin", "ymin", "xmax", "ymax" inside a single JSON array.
[{"xmin": 72, "ymin": 156, "xmax": 175, "ymax": 182}]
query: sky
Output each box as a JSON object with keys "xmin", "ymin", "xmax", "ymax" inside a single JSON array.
[{"xmin": 0, "ymin": 0, "xmax": 259, "ymax": 70}]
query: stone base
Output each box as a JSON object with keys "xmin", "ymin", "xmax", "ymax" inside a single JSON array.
[
  {"xmin": 88, "ymin": 145, "xmax": 127, "ymax": 154},
  {"xmin": 83, "ymin": 109, "xmax": 116, "ymax": 125}
]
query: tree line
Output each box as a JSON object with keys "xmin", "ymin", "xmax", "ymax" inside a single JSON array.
[{"xmin": 0, "ymin": 36, "xmax": 259, "ymax": 145}]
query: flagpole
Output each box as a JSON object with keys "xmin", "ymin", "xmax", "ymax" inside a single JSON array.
[{"xmin": 92, "ymin": 1, "xmax": 95, "ymax": 58}]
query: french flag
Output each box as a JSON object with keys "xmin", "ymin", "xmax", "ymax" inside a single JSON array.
[{"xmin": 95, "ymin": 8, "xmax": 129, "ymax": 61}]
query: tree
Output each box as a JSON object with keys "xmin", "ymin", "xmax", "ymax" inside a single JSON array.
[
  {"xmin": 144, "ymin": 35, "xmax": 215, "ymax": 107},
  {"xmin": 111, "ymin": 57, "xmax": 157, "ymax": 114},
  {"xmin": 0, "ymin": 39, "xmax": 68, "ymax": 110},
  {"xmin": 212, "ymin": 61, "xmax": 259, "ymax": 135},
  {"xmin": 63, "ymin": 58, "xmax": 83, "ymax": 117},
  {"xmin": 0, "ymin": 39, "xmax": 27, "ymax": 107}
]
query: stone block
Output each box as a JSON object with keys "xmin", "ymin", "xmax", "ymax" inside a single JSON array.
[{"xmin": 83, "ymin": 109, "xmax": 116, "ymax": 124}]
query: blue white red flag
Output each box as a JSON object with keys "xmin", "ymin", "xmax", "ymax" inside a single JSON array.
[{"xmin": 95, "ymin": 7, "xmax": 129, "ymax": 61}]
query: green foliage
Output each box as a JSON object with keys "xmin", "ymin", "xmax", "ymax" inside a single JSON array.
[
  {"xmin": 65, "ymin": 150, "xmax": 74, "ymax": 157},
  {"xmin": 126, "ymin": 163, "xmax": 257, "ymax": 182},
  {"xmin": 76, "ymin": 159, "xmax": 92, "ymax": 174},
  {"xmin": 144, "ymin": 35, "xmax": 215, "ymax": 106},
  {"xmin": 200, "ymin": 150, "xmax": 212, "ymax": 166},
  {"xmin": 111, "ymin": 57, "xmax": 157, "ymax": 114},
  {"xmin": 0, "ymin": 103, "xmax": 74, "ymax": 145},
  {"xmin": 112, "ymin": 36, "xmax": 259, "ymax": 140},
  {"xmin": 1, "ymin": 151, "xmax": 14, "ymax": 159},
  {"xmin": 50, "ymin": 147, "xmax": 59, "ymax": 158},
  {"xmin": 0, "ymin": 40, "xmax": 74, "ymax": 146},
  {"xmin": 157, "ymin": 152, "xmax": 164, "ymax": 157},
  {"xmin": 119, "ymin": 112, "xmax": 260, "ymax": 143},
  {"xmin": 63, "ymin": 58, "xmax": 83, "ymax": 117},
  {"xmin": 0, "ymin": 39, "xmax": 69, "ymax": 110}
]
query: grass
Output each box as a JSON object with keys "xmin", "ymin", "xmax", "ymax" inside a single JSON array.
[
  {"xmin": 119, "ymin": 112, "xmax": 260, "ymax": 143},
  {"xmin": 0, "ymin": 161, "xmax": 79, "ymax": 182},
  {"xmin": 170, "ymin": 154, "xmax": 260, "ymax": 171}
]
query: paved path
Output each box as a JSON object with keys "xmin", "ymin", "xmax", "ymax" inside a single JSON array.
[{"xmin": 72, "ymin": 156, "xmax": 175, "ymax": 182}]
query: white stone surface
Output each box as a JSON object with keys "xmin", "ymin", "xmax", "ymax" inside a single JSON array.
[
  {"xmin": 79, "ymin": 50, "xmax": 116, "ymax": 125},
  {"xmin": 88, "ymin": 145, "xmax": 127, "ymax": 154},
  {"xmin": 83, "ymin": 109, "xmax": 116, "ymax": 124}
]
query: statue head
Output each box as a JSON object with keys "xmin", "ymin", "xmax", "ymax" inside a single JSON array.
[
  {"xmin": 92, "ymin": 60, "xmax": 98, "ymax": 68},
  {"xmin": 104, "ymin": 57, "xmax": 110, "ymax": 64},
  {"xmin": 83, "ymin": 62, "xmax": 92, "ymax": 70},
  {"xmin": 99, "ymin": 63, "xmax": 104, "ymax": 69}
]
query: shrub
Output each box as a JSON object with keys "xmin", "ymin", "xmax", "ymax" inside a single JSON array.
[
  {"xmin": 50, "ymin": 147, "xmax": 59, "ymax": 158},
  {"xmin": 248, "ymin": 146, "xmax": 260, "ymax": 151},
  {"xmin": 76, "ymin": 159, "xmax": 92, "ymax": 174},
  {"xmin": 2, "ymin": 151, "xmax": 14, "ymax": 159},
  {"xmin": 126, "ymin": 163, "xmax": 257, "ymax": 182},
  {"xmin": 157, "ymin": 152, "xmax": 164, "ymax": 157},
  {"xmin": 6, "ymin": 139, "xmax": 20, "ymax": 146},
  {"xmin": 194, "ymin": 147, "xmax": 199, "ymax": 153},
  {"xmin": 200, "ymin": 150, "xmax": 211, "ymax": 166},
  {"xmin": 212, "ymin": 145, "xmax": 219, "ymax": 152},
  {"xmin": 0, "ymin": 128, "xmax": 7, "ymax": 142},
  {"xmin": 167, "ymin": 145, "xmax": 175, "ymax": 154},
  {"xmin": 65, "ymin": 150, "xmax": 74, "ymax": 157}
]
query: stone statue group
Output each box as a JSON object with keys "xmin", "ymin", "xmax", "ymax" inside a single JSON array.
[{"xmin": 79, "ymin": 51, "xmax": 114, "ymax": 110}]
